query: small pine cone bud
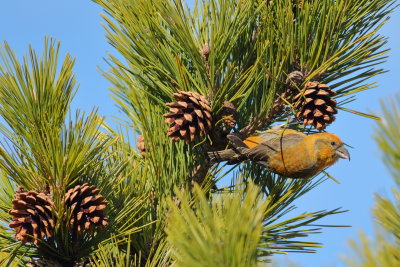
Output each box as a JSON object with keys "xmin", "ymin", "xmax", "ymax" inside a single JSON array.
[
  {"xmin": 286, "ymin": 70, "xmax": 305, "ymax": 89},
  {"xmin": 9, "ymin": 187, "xmax": 54, "ymax": 245},
  {"xmin": 201, "ymin": 43, "xmax": 210, "ymax": 58},
  {"xmin": 65, "ymin": 184, "xmax": 109, "ymax": 235},
  {"xmin": 137, "ymin": 135, "xmax": 146, "ymax": 157},
  {"xmin": 293, "ymin": 81, "xmax": 337, "ymax": 130},
  {"xmin": 220, "ymin": 101, "xmax": 236, "ymax": 131},
  {"xmin": 164, "ymin": 91, "xmax": 212, "ymax": 144},
  {"xmin": 201, "ymin": 43, "xmax": 211, "ymax": 76}
]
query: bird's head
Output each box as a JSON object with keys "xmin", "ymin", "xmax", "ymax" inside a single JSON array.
[{"xmin": 312, "ymin": 133, "xmax": 350, "ymax": 167}]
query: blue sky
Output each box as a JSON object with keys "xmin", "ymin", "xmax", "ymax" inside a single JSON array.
[{"xmin": 0, "ymin": 1, "xmax": 399, "ymax": 266}]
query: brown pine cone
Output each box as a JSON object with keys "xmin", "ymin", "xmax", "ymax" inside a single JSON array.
[
  {"xmin": 65, "ymin": 184, "xmax": 108, "ymax": 235},
  {"xmin": 293, "ymin": 81, "xmax": 337, "ymax": 130},
  {"xmin": 137, "ymin": 135, "xmax": 146, "ymax": 157},
  {"xmin": 164, "ymin": 91, "xmax": 212, "ymax": 144},
  {"xmin": 9, "ymin": 187, "xmax": 54, "ymax": 245}
]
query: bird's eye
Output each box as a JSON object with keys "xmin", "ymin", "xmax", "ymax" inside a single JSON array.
[{"xmin": 331, "ymin": 141, "xmax": 336, "ymax": 146}]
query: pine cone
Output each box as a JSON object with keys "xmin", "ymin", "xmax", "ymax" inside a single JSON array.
[
  {"xmin": 9, "ymin": 187, "xmax": 54, "ymax": 245},
  {"xmin": 164, "ymin": 91, "xmax": 212, "ymax": 144},
  {"xmin": 137, "ymin": 135, "xmax": 146, "ymax": 157},
  {"xmin": 65, "ymin": 184, "xmax": 109, "ymax": 235},
  {"xmin": 293, "ymin": 81, "xmax": 337, "ymax": 130}
]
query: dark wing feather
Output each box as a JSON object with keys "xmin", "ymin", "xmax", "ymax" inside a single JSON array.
[
  {"xmin": 245, "ymin": 131, "xmax": 306, "ymax": 163},
  {"xmin": 227, "ymin": 133, "xmax": 248, "ymax": 149}
]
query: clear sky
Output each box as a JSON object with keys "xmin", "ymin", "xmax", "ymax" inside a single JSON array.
[{"xmin": 0, "ymin": 1, "xmax": 399, "ymax": 266}]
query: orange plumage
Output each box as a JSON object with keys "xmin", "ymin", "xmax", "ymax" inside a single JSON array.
[{"xmin": 208, "ymin": 129, "xmax": 350, "ymax": 178}]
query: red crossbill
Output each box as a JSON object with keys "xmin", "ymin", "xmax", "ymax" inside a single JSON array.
[{"xmin": 208, "ymin": 129, "xmax": 350, "ymax": 178}]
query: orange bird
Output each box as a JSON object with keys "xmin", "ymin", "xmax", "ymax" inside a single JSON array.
[{"xmin": 208, "ymin": 129, "xmax": 350, "ymax": 178}]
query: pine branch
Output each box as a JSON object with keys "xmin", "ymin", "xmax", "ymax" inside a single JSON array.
[{"xmin": 94, "ymin": 0, "xmax": 398, "ymax": 264}]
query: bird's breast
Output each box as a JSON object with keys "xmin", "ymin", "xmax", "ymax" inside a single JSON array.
[{"xmin": 268, "ymin": 146, "xmax": 319, "ymax": 178}]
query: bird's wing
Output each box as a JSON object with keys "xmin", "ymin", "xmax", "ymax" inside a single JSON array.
[
  {"xmin": 243, "ymin": 135, "xmax": 265, "ymax": 149},
  {"xmin": 243, "ymin": 129, "xmax": 306, "ymax": 162},
  {"xmin": 244, "ymin": 129, "xmax": 306, "ymax": 148}
]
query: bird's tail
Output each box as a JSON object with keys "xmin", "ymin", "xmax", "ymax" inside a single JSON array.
[
  {"xmin": 208, "ymin": 149, "xmax": 245, "ymax": 165},
  {"xmin": 208, "ymin": 134, "xmax": 250, "ymax": 165}
]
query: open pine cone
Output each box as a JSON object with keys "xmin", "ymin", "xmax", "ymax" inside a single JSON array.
[
  {"xmin": 9, "ymin": 187, "xmax": 54, "ymax": 244},
  {"xmin": 164, "ymin": 91, "xmax": 212, "ymax": 143},
  {"xmin": 65, "ymin": 184, "xmax": 108, "ymax": 234},
  {"xmin": 293, "ymin": 81, "xmax": 337, "ymax": 130}
]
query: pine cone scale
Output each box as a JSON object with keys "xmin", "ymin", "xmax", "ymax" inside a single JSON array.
[
  {"xmin": 314, "ymin": 99, "xmax": 326, "ymax": 105},
  {"xmin": 305, "ymin": 97, "xmax": 314, "ymax": 104},
  {"xmin": 204, "ymin": 110, "xmax": 212, "ymax": 120},
  {"xmin": 81, "ymin": 196, "xmax": 93, "ymax": 206},
  {"xmin": 184, "ymin": 113, "xmax": 193, "ymax": 121},
  {"xmin": 26, "ymin": 195, "xmax": 36, "ymax": 203},
  {"xmin": 91, "ymin": 195, "xmax": 105, "ymax": 204},
  {"xmin": 317, "ymin": 83, "xmax": 330, "ymax": 89},
  {"xmin": 35, "ymin": 205, "xmax": 46, "ymax": 214},
  {"xmin": 70, "ymin": 191, "xmax": 79, "ymax": 202},
  {"xmin": 179, "ymin": 129, "xmax": 187, "ymax": 137},
  {"xmin": 10, "ymin": 209, "xmax": 29, "ymax": 216},
  {"xmin": 316, "ymin": 90, "xmax": 330, "ymax": 96},
  {"xmin": 194, "ymin": 109, "xmax": 203, "ymax": 119},
  {"xmin": 175, "ymin": 117, "xmax": 186, "ymax": 126},
  {"xmin": 9, "ymin": 221, "xmax": 22, "ymax": 227},
  {"xmin": 313, "ymin": 109, "xmax": 324, "ymax": 117}
]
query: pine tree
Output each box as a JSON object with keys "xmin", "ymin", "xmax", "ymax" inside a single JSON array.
[
  {"xmin": 0, "ymin": 0, "xmax": 397, "ymax": 266},
  {"xmin": 343, "ymin": 96, "xmax": 400, "ymax": 267}
]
